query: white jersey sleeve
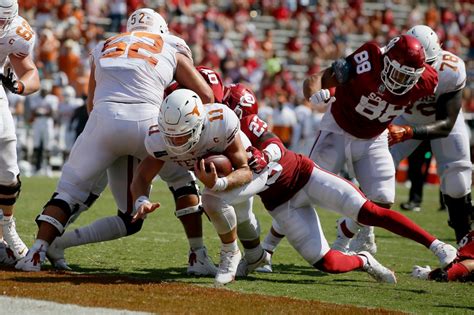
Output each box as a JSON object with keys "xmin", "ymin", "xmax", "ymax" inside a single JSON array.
[
  {"xmin": 402, "ymin": 50, "xmax": 466, "ymax": 125},
  {"xmin": 144, "ymin": 125, "xmax": 168, "ymax": 159},
  {"xmin": 163, "ymin": 34, "xmax": 193, "ymax": 62},
  {"xmin": 0, "ymin": 16, "xmax": 35, "ymax": 71}
]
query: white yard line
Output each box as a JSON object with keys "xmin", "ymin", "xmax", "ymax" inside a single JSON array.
[{"xmin": 0, "ymin": 296, "xmax": 151, "ymax": 315}]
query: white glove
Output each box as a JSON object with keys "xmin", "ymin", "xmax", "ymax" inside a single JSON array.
[
  {"xmin": 411, "ymin": 265, "xmax": 431, "ymax": 280},
  {"xmin": 309, "ymin": 89, "xmax": 331, "ymax": 105}
]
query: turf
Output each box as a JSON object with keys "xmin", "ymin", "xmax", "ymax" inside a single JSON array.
[{"xmin": 13, "ymin": 177, "xmax": 474, "ymax": 314}]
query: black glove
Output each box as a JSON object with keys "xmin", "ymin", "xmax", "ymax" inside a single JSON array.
[{"xmin": 1, "ymin": 68, "xmax": 24, "ymax": 94}]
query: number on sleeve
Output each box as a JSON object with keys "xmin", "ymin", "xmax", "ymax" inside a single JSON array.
[
  {"xmin": 16, "ymin": 21, "xmax": 34, "ymax": 41},
  {"xmin": 208, "ymin": 108, "xmax": 224, "ymax": 122},
  {"xmin": 248, "ymin": 115, "xmax": 268, "ymax": 137},
  {"xmin": 354, "ymin": 50, "xmax": 371, "ymax": 74},
  {"xmin": 439, "ymin": 53, "xmax": 459, "ymax": 72},
  {"xmin": 199, "ymin": 68, "xmax": 220, "ymax": 85}
]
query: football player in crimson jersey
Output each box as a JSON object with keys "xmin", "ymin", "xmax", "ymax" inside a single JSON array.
[
  {"xmin": 412, "ymin": 231, "xmax": 474, "ymax": 282},
  {"xmin": 389, "ymin": 25, "xmax": 473, "ymax": 243},
  {"xmin": 0, "ymin": 0, "xmax": 40, "ymax": 262},
  {"xmin": 223, "ymin": 81, "xmax": 455, "ymax": 281},
  {"xmin": 303, "ymin": 34, "xmax": 439, "ymax": 254}
]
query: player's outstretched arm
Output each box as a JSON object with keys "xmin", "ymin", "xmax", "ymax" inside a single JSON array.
[
  {"xmin": 412, "ymin": 89, "xmax": 463, "ymax": 139},
  {"xmin": 130, "ymin": 156, "xmax": 164, "ymax": 222},
  {"xmin": 175, "ymin": 53, "xmax": 214, "ymax": 104},
  {"xmin": 7, "ymin": 54, "xmax": 39, "ymax": 95}
]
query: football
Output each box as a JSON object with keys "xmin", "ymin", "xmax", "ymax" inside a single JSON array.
[{"xmin": 202, "ymin": 154, "xmax": 233, "ymax": 177}]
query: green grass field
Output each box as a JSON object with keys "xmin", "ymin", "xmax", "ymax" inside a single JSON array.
[{"xmin": 14, "ymin": 177, "xmax": 474, "ymax": 314}]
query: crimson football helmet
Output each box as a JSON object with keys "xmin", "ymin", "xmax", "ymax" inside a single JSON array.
[
  {"xmin": 381, "ymin": 35, "xmax": 426, "ymax": 95},
  {"xmin": 222, "ymin": 83, "xmax": 258, "ymax": 119},
  {"xmin": 164, "ymin": 66, "xmax": 224, "ymax": 102}
]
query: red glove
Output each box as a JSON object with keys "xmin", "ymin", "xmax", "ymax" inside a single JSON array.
[
  {"xmin": 246, "ymin": 146, "xmax": 269, "ymax": 173},
  {"xmin": 388, "ymin": 124, "xmax": 414, "ymax": 146}
]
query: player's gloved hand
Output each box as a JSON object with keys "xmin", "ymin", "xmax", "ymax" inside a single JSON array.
[
  {"xmin": 246, "ymin": 146, "xmax": 269, "ymax": 174},
  {"xmin": 0, "ymin": 68, "xmax": 24, "ymax": 94},
  {"xmin": 411, "ymin": 265, "xmax": 431, "ymax": 280},
  {"xmin": 309, "ymin": 89, "xmax": 331, "ymax": 105},
  {"xmin": 387, "ymin": 124, "xmax": 414, "ymax": 146}
]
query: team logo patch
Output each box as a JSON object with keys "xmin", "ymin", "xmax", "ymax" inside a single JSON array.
[
  {"xmin": 378, "ymin": 84, "xmax": 386, "ymax": 94},
  {"xmin": 153, "ymin": 151, "xmax": 168, "ymax": 158}
]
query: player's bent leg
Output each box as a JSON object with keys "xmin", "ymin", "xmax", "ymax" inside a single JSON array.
[
  {"xmin": 256, "ymin": 221, "xmax": 284, "ymax": 273},
  {"xmin": 439, "ymin": 161, "xmax": 473, "ymax": 243},
  {"xmin": 357, "ymin": 200, "xmax": 457, "ymax": 267},
  {"xmin": 169, "ymin": 180, "xmax": 217, "ymax": 276},
  {"xmin": 0, "ymin": 176, "xmax": 28, "ymax": 259},
  {"xmin": 201, "ymin": 191, "xmax": 240, "ymax": 286}
]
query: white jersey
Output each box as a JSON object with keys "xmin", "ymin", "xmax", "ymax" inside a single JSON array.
[
  {"xmin": 145, "ymin": 103, "xmax": 241, "ymax": 169},
  {"xmin": 91, "ymin": 32, "xmax": 191, "ymax": 111},
  {"xmin": 0, "ymin": 16, "xmax": 35, "ymax": 73},
  {"xmin": 402, "ymin": 50, "xmax": 466, "ymax": 124},
  {"xmin": 29, "ymin": 94, "xmax": 59, "ymax": 117}
]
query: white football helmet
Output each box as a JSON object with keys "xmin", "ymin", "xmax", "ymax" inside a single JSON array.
[
  {"xmin": 406, "ymin": 25, "xmax": 441, "ymax": 64},
  {"xmin": 126, "ymin": 8, "xmax": 168, "ymax": 35},
  {"xmin": 0, "ymin": 0, "xmax": 18, "ymax": 38},
  {"xmin": 158, "ymin": 89, "xmax": 205, "ymax": 155}
]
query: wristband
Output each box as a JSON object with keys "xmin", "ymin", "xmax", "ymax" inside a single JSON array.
[
  {"xmin": 211, "ymin": 177, "xmax": 228, "ymax": 191},
  {"xmin": 412, "ymin": 125, "xmax": 428, "ymax": 139},
  {"xmin": 134, "ymin": 195, "xmax": 151, "ymax": 212},
  {"xmin": 16, "ymin": 81, "xmax": 24, "ymax": 94}
]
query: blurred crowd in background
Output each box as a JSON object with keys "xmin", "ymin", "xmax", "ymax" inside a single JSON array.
[{"xmin": 9, "ymin": 0, "xmax": 473, "ymax": 178}]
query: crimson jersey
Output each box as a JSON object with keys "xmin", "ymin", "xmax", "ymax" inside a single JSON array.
[
  {"xmin": 240, "ymin": 114, "xmax": 313, "ymax": 210},
  {"xmin": 456, "ymin": 231, "xmax": 474, "ymax": 261},
  {"xmin": 164, "ymin": 66, "xmax": 224, "ymax": 102},
  {"xmin": 331, "ymin": 42, "xmax": 438, "ymax": 139}
]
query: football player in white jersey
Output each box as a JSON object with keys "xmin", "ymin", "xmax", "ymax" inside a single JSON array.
[
  {"xmin": 389, "ymin": 25, "xmax": 472, "ymax": 243},
  {"xmin": 131, "ymin": 89, "xmax": 270, "ymax": 286},
  {"xmin": 16, "ymin": 8, "xmax": 214, "ymax": 272},
  {"xmin": 0, "ymin": 0, "xmax": 40, "ymax": 263}
]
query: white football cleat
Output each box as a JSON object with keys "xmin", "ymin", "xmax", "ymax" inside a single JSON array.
[
  {"xmin": 0, "ymin": 241, "xmax": 17, "ymax": 266},
  {"xmin": 255, "ymin": 251, "xmax": 273, "ymax": 273},
  {"xmin": 214, "ymin": 249, "xmax": 241, "ymax": 287},
  {"xmin": 349, "ymin": 226, "xmax": 377, "ymax": 255},
  {"xmin": 46, "ymin": 240, "xmax": 71, "ymax": 271},
  {"xmin": 411, "ymin": 265, "xmax": 431, "ymax": 280},
  {"xmin": 15, "ymin": 247, "xmax": 46, "ymax": 272},
  {"xmin": 187, "ymin": 247, "xmax": 218, "ymax": 276},
  {"xmin": 432, "ymin": 242, "xmax": 457, "ymax": 268},
  {"xmin": 236, "ymin": 249, "xmax": 271, "ymax": 277},
  {"xmin": 358, "ymin": 251, "xmax": 397, "ymax": 283},
  {"xmin": 1, "ymin": 216, "xmax": 28, "ymax": 259}
]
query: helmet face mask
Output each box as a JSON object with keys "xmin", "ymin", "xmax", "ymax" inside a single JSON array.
[
  {"xmin": 158, "ymin": 89, "xmax": 204, "ymax": 155},
  {"xmin": 126, "ymin": 8, "xmax": 168, "ymax": 35},
  {"xmin": 0, "ymin": 0, "xmax": 18, "ymax": 38},
  {"xmin": 381, "ymin": 35, "xmax": 426, "ymax": 95}
]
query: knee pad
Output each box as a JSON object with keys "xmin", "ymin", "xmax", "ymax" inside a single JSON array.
[
  {"xmin": 202, "ymin": 193, "xmax": 236, "ymax": 235},
  {"xmin": 117, "ymin": 211, "xmax": 144, "ymax": 236},
  {"xmin": 0, "ymin": 175, "xmax": 21, "ymax": 206},
  {"xmin": 35, "ymin": 194, "xmax": 73, "ymax": 235},
  {"xmin": 175, "ymin": 204, "xmax": 202, "ymax": 218},
  {"xmin": 237, "ymin": 216, "xmax": 260, "ymax": 242},
  {"xmin": 169, "ymin": 180, "xmax": 200, "ymax": 201},
  {"xmin": 441, "ymin": 161, "xmax": 472, "ymax": 198}
]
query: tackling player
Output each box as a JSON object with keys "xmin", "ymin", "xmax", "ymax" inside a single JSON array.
[
  {"xmin": 304, "ymin": 34, "xmax": 439, "ymax": 254},
  {"xmin": 16, "ymin": 8, "xmax": 214, "ymax": 272},
  {"xmin": 224, "ymin": 80, "xmax": 458, "ymax": 281},
  {"xmin": 389, "ymin": 25, "xmax": 473, "ymax": 243},
  {"xmin": 0, "ymin": 0, "xmax": 40, "ymax": 263}
]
